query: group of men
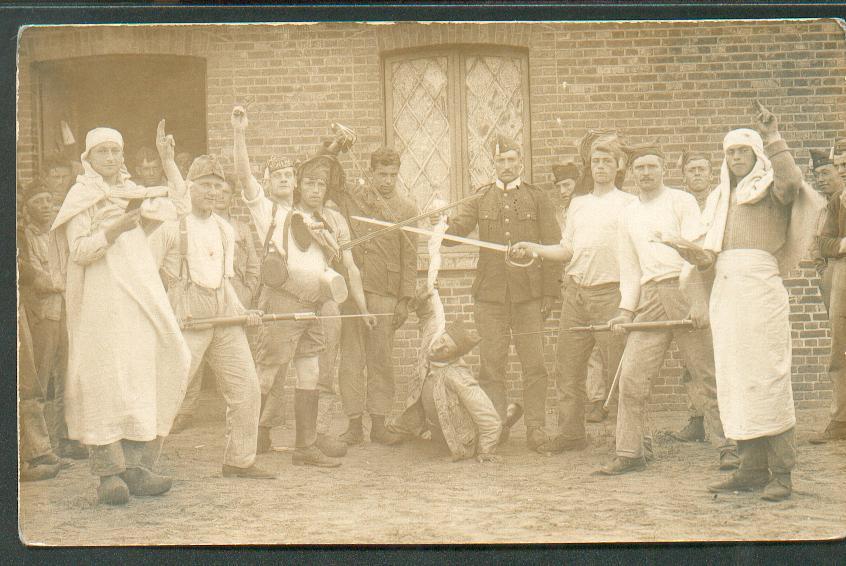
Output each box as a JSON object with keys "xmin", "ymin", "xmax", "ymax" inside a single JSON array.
[{"xmin": 18, "ymin": 98, "xmax": 844, "ymax": 506}]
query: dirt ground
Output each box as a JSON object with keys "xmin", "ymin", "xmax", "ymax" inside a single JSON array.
[{"xmin": 19, "ymin": 393, "xmax": 846, "ymax": 546}]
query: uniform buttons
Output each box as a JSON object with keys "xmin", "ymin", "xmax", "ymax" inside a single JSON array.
[
  {"xmin": 505, "ymin": 231, "xmax": 511, "ymax": 239},
  {"xmin": 503, "ymin": 205, "xmax": 510, "ymax": 210},
  {"xmin": 504, "ymin": 218, "xmax": 510, "ymax": 223}
]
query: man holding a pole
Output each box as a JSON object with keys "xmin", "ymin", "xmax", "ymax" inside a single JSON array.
[
  {"xmin": 149, "ymin": 155, "xmax": 275, "ymax": 479},
  {"xmin": 596, "ymin": 142, "xmax": 735, "ymax": 475}
]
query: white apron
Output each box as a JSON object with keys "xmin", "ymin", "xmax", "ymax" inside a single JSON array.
[{"xmin": 710, "ymin": 249, "xmax": 796, "ymax": 440}]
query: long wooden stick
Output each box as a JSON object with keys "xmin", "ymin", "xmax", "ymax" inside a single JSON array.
[
  {"xmin": 181, "ymin": 311, "xmax": 392, "ymax": 330},
  {"xmin": 507, "ymin": 319, "xmax": 696, "ymax": 337}
]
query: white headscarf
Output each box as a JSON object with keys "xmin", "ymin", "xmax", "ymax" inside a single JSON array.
[{"xmin": 702, "ymin": 128, "xmax": 774, "ymax": 253}]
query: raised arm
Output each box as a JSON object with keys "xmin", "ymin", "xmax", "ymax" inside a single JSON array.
[
  {"xmin": 231, "ymin": 106, "xmax": 264, "ymax": 203},
  {"xmin": 156, "ymin": 120, "xmax": 190, "ymax": 216},
  {"xmin": 753, "ymin": 101, "xmax": 802, "ymax": 205}
]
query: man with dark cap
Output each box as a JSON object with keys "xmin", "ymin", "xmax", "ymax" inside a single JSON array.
[
  {"xmin": 832, "ymin": 138, "xmax": 846, "ymax": 184},
  {"xmin": 440, "ymin": 134, "xmax": 560, "ymax": 451},
  {"xmin": 20, "ymin": 181, "xmax": 88, "ymax": 460},
  {"xmin": 550, "ymin": 161, "xmax": 580, "ymax": 232},
  {"xmin": 596, "ymin": 142, "xmax": 735, "ymax": 475},
  {"xmin": 512, "ymin": 136, "xmax": 635, "ymax": 452},
  {"xmin": 326, "ymin": 146, "xmax": 419, "ymax": 447},
  {"xmin": 810, "ymin": 141, "xmax": 846, "ymax": 445},
  {"xmin": 390, "ymin": 288, "xmax": 501, "ymax": 462},
  {"xmin": 808, "ymin": 148, "xmax": 845, "ymax": 312},
  {"xmin": 233, "ymin": 104, "xmax": 376, "ymax": 466},
  {"xmin": 149, "ymin": 155, "xmax": 275, "ymax": 480},
  {"xmin": 253, "ymin": 155, "xmax": 376, "ymax": 467}
]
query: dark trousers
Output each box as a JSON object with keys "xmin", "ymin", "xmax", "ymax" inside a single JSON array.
[
  {"xmin": 474, "ymin": 296, "xmax": 548, "ymax": 428},
  {"xmin": 827, "ymin": 259, "xmax": 846, "ymax": 423},
  {"xmin": 555, "ymin": 281, "xmax": 624, "ymax": 441},
  {"xmin": 737, "ymin": 427, "xmax": 796, "ymax": 480}
]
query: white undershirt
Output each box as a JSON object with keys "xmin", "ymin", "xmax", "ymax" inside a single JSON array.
[{"xmin": 186, "ymin": 214, "xmax": 224, "ymax": 289}]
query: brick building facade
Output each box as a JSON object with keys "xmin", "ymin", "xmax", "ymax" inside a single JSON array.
[{"xmin": 17, "ymin": 20, "xmax": 845, "ymax": 417}]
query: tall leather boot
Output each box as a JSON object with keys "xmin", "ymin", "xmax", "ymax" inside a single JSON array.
[{"xmin": 292, "ymin": 389, "xmax": 340, "ymax": 468}]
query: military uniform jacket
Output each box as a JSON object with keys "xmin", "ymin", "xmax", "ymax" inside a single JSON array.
[
  {"xmin": 328, "ymin": 187, "xmax": 419, "ymax": 301},
  {"xmin": 445, "ymin": 180, "xmax": 561, "ymax": 303}
]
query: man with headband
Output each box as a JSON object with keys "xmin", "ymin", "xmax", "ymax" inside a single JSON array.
[
  {"xmin": 49, "ymin": 123, "xmax": 191, "ymax": 505},
  {"xmin": 680, "ymin": 102, "xmax": 824, "ymax": 501},
  {"xmin": 810, "ymin": 140, "xmax": 846, "ymax": 445},
  {"xmin": 233, "ymin": 105, "xmax": 376, "ymax": 466}
]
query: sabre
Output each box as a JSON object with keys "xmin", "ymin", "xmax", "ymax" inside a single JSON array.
[
  {"xmin": 342, "ymin": 191, "xmax": 486, "ymax": 250},
  {"xmin": 350, "ymin": 215, "xmax": 538, "ymax": 267},
  {"xmin": 181, "ymin": 311, "xmax": 393, "ymax": 330}
]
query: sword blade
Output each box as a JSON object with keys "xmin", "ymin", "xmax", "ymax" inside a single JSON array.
[{"xmin": 350, "ymin": 215, "xmax": 509, "ymax": 252}]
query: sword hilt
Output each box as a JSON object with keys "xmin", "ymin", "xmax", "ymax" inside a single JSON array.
[{"xmin": 504, "ymin": 241, "xmax": 537, "ymax": 268}]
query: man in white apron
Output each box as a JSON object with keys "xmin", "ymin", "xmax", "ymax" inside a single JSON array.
[
  {"xmin": 680, "ymin": 103, "xmax": 824, "ymax": 501},
  {"xmin": 49, "ymin": 125, "xmax": 192, "ymax": 505}
]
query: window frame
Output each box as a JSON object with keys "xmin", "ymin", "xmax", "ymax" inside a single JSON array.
[{"xmin": 383, "ymin": 44, "xmax": 532, "ymax": 205}]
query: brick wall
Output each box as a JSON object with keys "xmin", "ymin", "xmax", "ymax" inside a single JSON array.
[{"xmin": 16, "ymin": 20, "xmax": 844, "ymax": 416}]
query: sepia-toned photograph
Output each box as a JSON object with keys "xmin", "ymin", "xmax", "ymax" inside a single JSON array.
[{"xmin": 15, "ymin": 17, "xmax": 846, "ymax": 545}]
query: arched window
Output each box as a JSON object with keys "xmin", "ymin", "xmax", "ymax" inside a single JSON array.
[{"xmin": 384, "ymin": 45, "xmax": 531, "ymax": 210}]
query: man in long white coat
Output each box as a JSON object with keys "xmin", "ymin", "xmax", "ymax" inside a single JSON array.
[
  {"xmin": 680, "ymin": 103, "xmax": 824, "ymax": 502},
  {"xmin": 49, "ymin": 124, "xmax": 192, "ymax": 505}
]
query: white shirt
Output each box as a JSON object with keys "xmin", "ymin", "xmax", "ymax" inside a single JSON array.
[
  {"xmin": 184, "ymin": 214, "xmax": 225, "ymax": 289},
  {"xmin": 495, "ymin": 177, "xmax": 522, "ymax": 191},
  {"xmin": 561, "ymin": 188, "xmax": 637, "ymax": 286},
  {"xmin": 242, "ymin": 185, "xmax": 290, "ymax": 255},
  {"xmin": 617, "ymin": 185, "xmax": 706, "ymax": 311}
]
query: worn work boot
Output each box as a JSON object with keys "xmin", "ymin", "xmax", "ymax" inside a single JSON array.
[
  {"xmin": 20, "ymin": 461, "xmax": 61, "ymax": 482},
  {"xmin": 293, "ymin": 389, "xmax": 341, "ymax": 468},
  {"xmin": 31, "ymin": 452, "xmax": 72, "ymax": 469},
  {"xmin": 121, "ymin": 467, "xmax": 173, "ymax": 496},
  {"xmin": 526, "ymin": 427, "xmax": 549, "ymax": 452},
  {"xmin": 57, "ymin": 439, "xmax": 89, "ymax": 460},
  {"xmin": 707, "ymin": 470, "xmax": 770, "ymax": 493},
  {"xmin": 370, "ymin": 415, "xmax": 404, "ymax": 446},
  {"xmin": 536, "ymin": 435, "xmax": 587, "ymax": 454},
  {"xmin": 505, "ymin": 403, "xmax": 524, "ymax": 429},
  {"xmin": 222, "ymin": 463, "xmax": 278, "ymax": 479},
  {"xmin": 97, "ymin": 474, "xmax": 130, "ymax": 505},
  {"xmin": 597, "ymin": 456, "xmax": 647, "ymax": 476},
  {"xmin": 256, "ymin": 426, "xmax": 272, "ymax": 454},
  {"xmin": 761, "ymin": 473, "xmax": 792, "ymax": 502},
  {"xmin": 809, "ymin": 421, "xmax": 846, "ymax": 445},
  {"xmin": 671, "ymin": 415, "xmax": 706, "ymax": 442},
  {"xmin": 170, "ymin": 414, "xmax": 193, "ymax": 435},
  {"xmin": 316, "ymin": 433, "xmax": 348, "ymax": 457},
  {"xmin": 719, "ymin": 447, "xmax": 741, "ymax": 470},
  {"xmin": 585, "ymin": 401, "xmax": 607, "ymax": 423},
  {"xmin": 339, "ymin": 416, "xmax": 364, "ymax": 446}
]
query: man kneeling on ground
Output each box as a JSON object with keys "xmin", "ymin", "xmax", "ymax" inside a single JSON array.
[{"xmin": 390, "ymin": 288, "xmax": 502, "ymax": 462}]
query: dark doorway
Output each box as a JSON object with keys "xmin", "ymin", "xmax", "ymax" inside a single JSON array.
[{"xmin": 33, "ymin": 54, "xmax": 206, "ymax": 172}]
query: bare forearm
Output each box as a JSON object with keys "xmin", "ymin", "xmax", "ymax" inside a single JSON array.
[{"xmin": 345, "ymin": 260, "xmax": 369, "ymax": 314}]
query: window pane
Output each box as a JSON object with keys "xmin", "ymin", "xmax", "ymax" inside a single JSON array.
[
  {"xmin": 390, "ymin": 56, "xmax": 451, "ymax": 208},
  {"xmin": 464, "ymin": 55, "xmax": 525, "ymax": 190}
]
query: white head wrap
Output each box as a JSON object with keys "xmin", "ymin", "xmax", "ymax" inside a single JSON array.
[
  {"xmin": 701, "ymin": 128, "xmax": 775, "ymax": 254},
  {"xmin": 82, "ymin": 127, "xmax": 124, "ymax": 160}
]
